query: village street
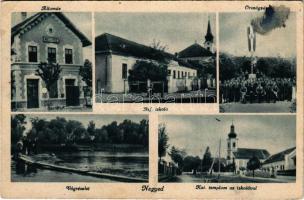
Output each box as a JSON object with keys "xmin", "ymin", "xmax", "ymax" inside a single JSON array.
[{"xmin": 162, "ymin": 173, "xmax": 296, "ymax": 183}]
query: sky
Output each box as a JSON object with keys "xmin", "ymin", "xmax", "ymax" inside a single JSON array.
[
  {"xmin": 159, "ymin": 115, "xmax": 296, "ymax": 158},
  {"xmin": 219, "ymin": 12, "xmax": 296, "ymax": 58},
  {"xmin": 95, "ymin": 12, "xmax": 216, "ymax": 54},
  {"xmin": 12, "ymin": 12, "xmax": 92, "ymax": 61},
  {"xmin": 21, "ymin": 114, "xmax": 148, "ymax": 133}
]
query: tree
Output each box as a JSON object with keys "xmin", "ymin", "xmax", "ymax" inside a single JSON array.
[
  {"xmin": 11, "ymin": 114, "xmax": 27, "ymax": 144},
  {"xmin": 87, "ymin": 121, "xmax": 96, "ymax": 142},
  {"xmin": 158, "ymin": 124, "xmax": 169, "ymax": 161},
  {"xmin": 219, "ymin": 53, "xmax": 238, "ymax": 81},
  {"xmin": 128, "ymin": 61, "xmax": 168, "ymax": 93},
  {"xmin": 168, "ymin": 146, "xmax": 186, "ymax": 171},
  {"xmin": 202, "ymin": 146, "xmax": 213, "ymax": 172},
  {"xmin": 183, "ymin": 156, "xmax": 201, "ymax": 174},
  {"xmin": 66, "ymin": 120, "xmax": 83, "ymax": 143},
  {"xmin": 36, "ymin": 60, "xmax": 61, "ymax": 98},
  {"xmin": 79, "ymin": 59, "xmax": 92, "ymax": 87},
  {"xmin": 129, "ymin": 61, "xmax": 168, "ymax": 82},
  {"xmin": 247, "ymin": 155, "xmax": 261, "ymax": 177},
  {"xmin": 150, "ymin": 39, "xmax": 169, "ymax": 62}
]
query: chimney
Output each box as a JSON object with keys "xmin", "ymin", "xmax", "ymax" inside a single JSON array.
[{"xmin": 21, "ymin": 12, "xmax": 27, "ymax": 21}]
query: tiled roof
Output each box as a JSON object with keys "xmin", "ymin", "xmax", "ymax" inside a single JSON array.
[
  {"xmin": 233, "ymin": 148, "xmax": 270, "ymax": 160},
  {"xmin": 263, "ymin": 147, "xmax": 296, "ymax": 165},
  {"xmin": 178, "ymin": 43, "xmax": 214, "ymax": 58},
  {"xmin": 95, "ymin": 33, "xmax": 197, "ymax": 69},
  {"xmin": 95, "ymin": 33, "xmax": 174, "ymax": 60},
  {"xmin": 12, "ymin": 12, "xmax": 91, "ymax": 47}
]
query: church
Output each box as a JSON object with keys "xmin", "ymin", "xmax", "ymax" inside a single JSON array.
[
  {"xmin": 11, "ymin": 12, "xmax": 91, "ymax": 110},
  {"xmin": 226, "ymin": 123, "xmax": 270, "ymax": 173},
  {"xmin": 177, "ymin": 19, "xmax": 216, "ymax": 89}
]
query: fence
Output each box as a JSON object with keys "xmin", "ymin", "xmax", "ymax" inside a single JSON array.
[
  {"xmin": 158, "ymin": 160, "xmax": 178, "ymax": 177},
  {"xmin": 128, "ymin": 80, "xmax": 166, "ymax": 94}
]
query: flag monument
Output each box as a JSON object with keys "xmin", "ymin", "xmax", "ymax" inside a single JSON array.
[{"xmin": 247, "ymin": 25, "xmax": 257, "ymax": 79}]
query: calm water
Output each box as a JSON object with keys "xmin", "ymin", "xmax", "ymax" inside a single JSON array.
[{"xmin": 12, "ymin": 150, "xmax": 149, "ymax": 182}]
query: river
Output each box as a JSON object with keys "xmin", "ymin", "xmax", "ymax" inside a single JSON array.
[{"xmin": 11, "ymin": 150, "xmax": 149, "ymax": 182}]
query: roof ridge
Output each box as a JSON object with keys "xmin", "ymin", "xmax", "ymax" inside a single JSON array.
[{"xmin": 12, "ymin": 12, "xmax": 91, "ymax": 47}]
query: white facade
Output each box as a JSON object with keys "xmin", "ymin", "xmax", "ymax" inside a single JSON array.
[
  {"xmin": 167, "ymin": 60, "xmax": 197, "ymax": 93},
  {"xmin": 95, "ymin": 54, "xmax": 197, "ymax": 94},
  {"xmin": 262, "ymin": 149, "xmax": 296, "ymax": 172}
]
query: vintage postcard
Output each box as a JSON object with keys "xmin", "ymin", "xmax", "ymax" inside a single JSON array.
[{"xmin": 0, "ymin": 1, "xmax": 303, "ymax": 199}]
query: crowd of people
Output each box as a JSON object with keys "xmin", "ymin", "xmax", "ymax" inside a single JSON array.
[{"xmin": 220, "ymin": 75, "xmax": 296, "ymax": 104}]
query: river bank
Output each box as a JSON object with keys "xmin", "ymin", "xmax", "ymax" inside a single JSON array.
[{"xmin": 12, "ymin": 150, "xmax": 149, "ymax": 182}]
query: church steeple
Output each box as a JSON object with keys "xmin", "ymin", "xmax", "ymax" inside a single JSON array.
[
  {"xmin": 227, "ymin": 122, "xmax": 238, "ymax": 162},
  {"xmin": 204, "ymin": 19, "xmax": 214, "ymax": 52},
  {"xmin": 205, "ymin": 19, "xmax": 214, "ymax": 43}
]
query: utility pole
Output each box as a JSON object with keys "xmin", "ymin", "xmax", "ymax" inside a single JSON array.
[{"xmin": 218, "ymin": 139, "xmax": 221, "ymax": 179}]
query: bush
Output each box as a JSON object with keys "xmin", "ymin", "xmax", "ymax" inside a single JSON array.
[{"xmin": 245, "ymin": 170, "xmax": 272, "ymax": 178}]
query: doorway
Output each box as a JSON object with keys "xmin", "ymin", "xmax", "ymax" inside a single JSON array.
[
  {"xmin": 65, "ymin": 79, "xmax": 80, "ymax": 106},
  {"xmin": 27, "ymin": 79, "xmax": 39, "ymax": 108}
]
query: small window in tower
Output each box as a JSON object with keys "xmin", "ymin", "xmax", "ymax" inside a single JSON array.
[
  {"xmin": 173, "ymin": 70, "xmax": 176, "ymax": 79},
  {"xmin": 233, "ymin": 142, "xmax": 236, "ymax": 148}
]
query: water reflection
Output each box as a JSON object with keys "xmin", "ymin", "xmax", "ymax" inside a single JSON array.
[{"xmin": 12, "ymin": 150, "xmax": 149, "ymax": 182}]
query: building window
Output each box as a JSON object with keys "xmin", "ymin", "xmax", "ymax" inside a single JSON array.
[
  {"xmin": 168, "ymin": 70, "xmax": 171, "ymax": 76},
  {"xmin": 48, "ymin": 47, "xmax": 56, "ymax": 63},
  {"xmin": 173, "ymin": 70, "xmax": 176, "ymax": 79},
  {"xmin": 178, "ymin": 71, "xmax": 180, "ymax": 79},
  {"xmin": 188, "ymin": 72, "xmax": 190, "ymax": 78},
  {"xmin": 228, "ymin": 143, "xmax": 230, "ymax": 148},
  {"xmin": 97, "ymin": 79, "xmax": 101, "ymax": 94},
  {"xmin": 28, "ymin": 45, "xmax": 37, "ymax": 62},
  {"xmin": 49, "ymin": 81, "xmax": 58, "ymax": 98},
  {"xmin": 233, "ymin": 142, "xmax": 235, "ymax": 148},
  {"xmin": 122, "ymin": 63, "xmax": 128, "ymax": 79},
  {"xmin": 181, "ymin": 71, "xmax": 184, "ymax": 78},
  {"xmin": 65, "ymin": 48, "xmax": 73, "ymax": 64}
]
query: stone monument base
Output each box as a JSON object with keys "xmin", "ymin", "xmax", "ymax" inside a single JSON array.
[{"xmin": 248, "ymin": 73, "xmax": 256, "ymax": 80}]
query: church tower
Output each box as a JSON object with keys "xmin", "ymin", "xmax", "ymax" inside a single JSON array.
[
  {"xmin": 227, "ymin": 122, "xmax": 238, "ymax": 163},
  {"xmin": 204, "ymin": 19, "xmax": 214, "ymax": 53}
]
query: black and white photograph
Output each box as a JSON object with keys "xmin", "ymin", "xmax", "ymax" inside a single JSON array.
[
  {"xmin": 11, "ymin": 12, "xmax": 93, "ymax": 111},
  {"xmin": 158, "ymin": 115, "xmax": 296, "ymax": 183},
  {"xmin": 11, "ymin": 114, "xmax": 149, "ymax": 182},
  {"xmin": 219, "ymin": 6, "xmax": 296, "ymax": 113},
  {"xmin": 95, "ymin": 13, "xmax": 216, "ymax": 103}
]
